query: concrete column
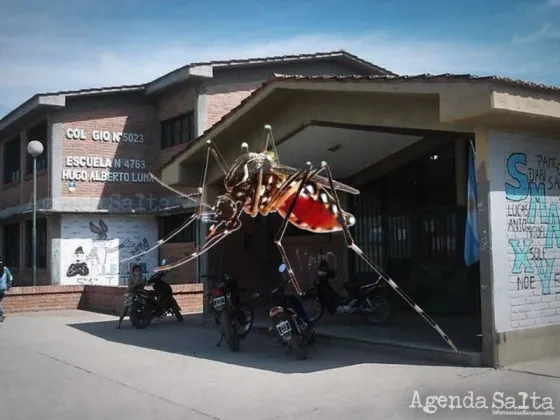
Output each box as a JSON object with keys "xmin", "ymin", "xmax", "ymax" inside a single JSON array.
[
  {"xmin": 198, "ymin": 185, "xmax": 220, "ymax": 324},
  {"xmin": 474, "ymin": 127, "xmax": 497, "ymax": 367},
  {"xmin": 50, "ymin": 214, "xmax": 61, "ymax": 285},
  {"xmin": 195, "ymin": 87, "xmax": 207, "ymax": 138},
  {"xmin": 193, "ymin": 86, "xmax": 207, "ymax": 289},
  {"xmin": 49, "ymin": 119, "xmax": 63, "ymax": 210}
]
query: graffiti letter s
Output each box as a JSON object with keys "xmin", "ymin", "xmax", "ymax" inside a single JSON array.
[{"xmin": 505, "ymin": 153, "xmax": 529, "ymax": 201}]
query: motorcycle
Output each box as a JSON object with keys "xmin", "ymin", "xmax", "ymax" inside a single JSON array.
[
  {"xmin": 300, "ymin": 253, "xmax": 391, "ymax": 324},
  {"xmin": 203, "ymin": 273, "xmax": 254, "ymax": 352},
  {"xmin": 127, "ymin": 259, "xmax": 184, "ymax": 329},
  {"xmin": 252, "ymin": 264, "xmax": 315, "ymax": 360}
]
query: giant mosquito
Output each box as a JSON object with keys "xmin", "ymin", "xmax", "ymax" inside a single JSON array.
[{"xmin": 122, "ymin": 125, "xmax": 458, "ymax": 352}]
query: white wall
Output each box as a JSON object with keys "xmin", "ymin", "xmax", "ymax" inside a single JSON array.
[
  {"xmin": 488, "ymin": 130, "xmax": 560, "ymax": 333},
  {"xmin": 60, "ymin": 215, "xmax": 158, "ymax": 286}
]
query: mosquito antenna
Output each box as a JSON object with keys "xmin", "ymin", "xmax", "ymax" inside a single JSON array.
[
  {"xmin": 207, "ymin": 139, "xmax": 229, "ymax": 174},
  {"xmin": 262, "ymin": 124, "xmax": 280, "ymax": 164}
]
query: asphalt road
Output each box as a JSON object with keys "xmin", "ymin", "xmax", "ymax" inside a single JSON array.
[{"xmin": 0, "ymin": 310, "xmax": 559, "ymax": 420}]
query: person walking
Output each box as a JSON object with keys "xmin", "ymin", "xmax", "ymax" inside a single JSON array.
[
  {"xmin": 0, "ymin": 257, "xmax": 14, "ymax": 322},
  {"xmin": 116, "ymin": 264, "xmax": 146, "ymax": 329}
]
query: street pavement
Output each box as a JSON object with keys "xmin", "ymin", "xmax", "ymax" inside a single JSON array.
[{"xmin": 0, "ymin": 310, "xmax": 559, "ymax": 420}]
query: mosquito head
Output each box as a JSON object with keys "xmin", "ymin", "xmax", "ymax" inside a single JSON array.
[{"xmin": 214, "ymin": 194, "xmax": 238, "ymax": 221}]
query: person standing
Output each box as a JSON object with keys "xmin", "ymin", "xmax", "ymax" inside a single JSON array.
[
  {"xmin": 116, "ymin": 264, "xmax": 145, "ymax": 329},
  {"xmin": 0, "ymin": 257, "xmax": 14, "ymax": 322}
]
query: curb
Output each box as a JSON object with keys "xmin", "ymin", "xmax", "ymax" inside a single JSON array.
[{"xmin": 253, "ymin": 324, "xmax": 482, "ymax": 367}]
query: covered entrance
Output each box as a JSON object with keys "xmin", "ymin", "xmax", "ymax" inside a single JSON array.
[
  {"xmin": 266, "ymin": 122, "xmax": 481, "ymax": 357},
  {"xmin": 161, "ymin": 74, "xmax": 491, "ymax": 362}
]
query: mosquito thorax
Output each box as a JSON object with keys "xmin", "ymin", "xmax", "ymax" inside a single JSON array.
[{"xmin": 223, "ymin": 152, "xmax": 275, "ymax": 194}]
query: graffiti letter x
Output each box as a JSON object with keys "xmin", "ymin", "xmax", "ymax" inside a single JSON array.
[{"xmin": 509, "ymin": 239, "xmax": 534, "ymax": 274}]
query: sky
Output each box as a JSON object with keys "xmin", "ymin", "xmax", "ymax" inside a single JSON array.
[{"xmin": 1, "ymin": 0, "xmax": 559, "ymax": 118}]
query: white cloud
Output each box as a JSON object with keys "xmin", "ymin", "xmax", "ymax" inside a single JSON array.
[
  {"xmin": 512, "ymin": 22, "xmax": 560, "ymax": 43},
  {"xmin": 0, "ymin": 28, "xmax": 560, "ymax": 116}
]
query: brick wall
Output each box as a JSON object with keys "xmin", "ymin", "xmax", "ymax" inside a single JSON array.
[
  {"xmin": 160, "ymin": 242, "xmax": 198, "ymax": 284},
  {"xmin": 1, "ymin": 285, "xmax": 85, "ymax": 313},
  {"xmin": 205, "ymin": 81, "xmax": 263, "ymax": 129},
  {"xmin": 80, "ymin": 284, "xmax": 203, "ymax": 315},
  {"xmin": 59, "ymin": 94, "xmax": 161, "ymax": 200},
  {"xmin": 491, "ymin": 130, "xmax": 560, "ymax": 332},
  {"xmin": 204, "ymin": 60, "xmax": 369, "ymax": 132},
  {"xmin": 1, "ymin": 284, "xmax": 203, "ymax": 315}
]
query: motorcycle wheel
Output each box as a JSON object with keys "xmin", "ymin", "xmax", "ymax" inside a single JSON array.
[
  {"xmin": 365, "ymin": 296, "xmax": 391, "ymax": 324},
  {"xmin": 129, "ymin": 305, "xmax": 152, "ymax": 329},
  {"xmin": 301, "ymin": 296, "xmax": 325, "ymax": 323},
  {"xmin": 237, "ymin": 304, "xmax": 254, "ymax": 339},
  {"xmin": 290, "ymin": 334, "xmax": 308, "ymax": 360},
  {"xmin": 220, "ymin": 309, "xmax": 240, "ymax": 352},
  {"xmin": 171, "ymin": 298, "xmax": 184, "ymax": 322}
]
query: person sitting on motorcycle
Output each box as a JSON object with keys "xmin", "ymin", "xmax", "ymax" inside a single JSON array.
[{"xmin": 116, "ymin": 264, "xmax": 146, "ymax": 329}]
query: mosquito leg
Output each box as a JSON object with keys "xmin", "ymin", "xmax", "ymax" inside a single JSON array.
[
  {"xmin": 150, "ymin": 139, "xmax": 229, "ymax": 210},
  {"xmin": 129, "ymin": 140, "xmax": 221, "ymax": 264},
  {"xmin": 120, "ymin": 211, "xmax": 212, "ymax": 262},
  {"xmin": 149, "ymin": 174, "xmax": 213, "ymax": 209},
  {"xmin": 154, "ymin": 205, "xmax": 244, "ymax": 272},
  {"xmin": 273, "ymin": 162, "xmax": 315, "ymax": 296},
  {"xmin": 318, "ymin": 161, "xmax": 458, "ymax": 353}
]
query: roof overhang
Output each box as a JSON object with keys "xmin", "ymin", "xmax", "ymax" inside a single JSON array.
[
  {"xmin": 0, "ymin": 95, "xmax": 65, "ymax": 132},
  {"xmin": 161, "ymin": 75, "xmax": 560, "ymax": 185},
  {"xmin": 0, "ymin": 85, "xmax": 144, "ymax": 134},
  {"xmin": 143, "ymin": 50, "xmax": 395, "ymax": 97},
  {"xmin": 145, "ymin": 65, "xmax": 213, "ymax": 96}
]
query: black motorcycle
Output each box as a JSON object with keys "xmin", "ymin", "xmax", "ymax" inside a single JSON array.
[
  {"xmin": 301, "ymin": 254, "xmax": 391, "ymax": 325},
  {"xmin": 252, "ymin": 264, "xmax": 315, "ymax": 360},
  {"xmin": 128, "ymin": 259, "xmax": 184, "ymax": 329},
  {"xmin": 203, "ymin": 273, "xmax": 254, "ymax": 352}
]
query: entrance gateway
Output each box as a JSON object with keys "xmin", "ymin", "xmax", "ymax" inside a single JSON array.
[{"xmin": 197, "ymin": 122, "xmax": 481, "ymax": 360}]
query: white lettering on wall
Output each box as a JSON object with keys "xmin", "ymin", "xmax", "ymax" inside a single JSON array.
[
  {"xmin": 66, "ymin": 128, "xmax": 87, "ymax": 140},
  {"xmin": 65, "ymin": 127, "xmax": 144, "ymax": 144},
  {"xmin": 62, "ymin": 156, "xmax": 150, "ymax": 183},
  {"xmin": 61, "ymin": 170, "xmax": 152, "ymax": 183}
]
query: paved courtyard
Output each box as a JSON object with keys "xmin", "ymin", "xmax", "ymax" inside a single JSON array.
[{"xmin": 0, "ymin": 310, "xmax": 559, "ymax": 420}]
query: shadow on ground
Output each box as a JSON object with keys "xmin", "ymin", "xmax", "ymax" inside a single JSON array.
[{"xmin": 67, "ymin": 311, "xmax": 472, "ymax": 374}]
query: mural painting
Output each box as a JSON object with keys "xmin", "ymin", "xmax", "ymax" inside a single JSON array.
[
  {"xmin": 505, "ymin": 150, "xmax": 560, "ymax": 328},
  {"xmin": 60, "ymin": 215, "xmax": 158, "ymax": 286}
]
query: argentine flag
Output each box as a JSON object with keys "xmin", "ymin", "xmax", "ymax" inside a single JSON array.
[{"xmin": 464, "ymin": 142, "xmax": 480, "ymax": 266}]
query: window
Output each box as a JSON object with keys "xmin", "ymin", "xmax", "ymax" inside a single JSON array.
[
  {"xmin": 3, "ymin": 223, "xmax": 20, "ymax": 267},
  {"xmin": 25, "ymin": 218, "xmax": 47, "ymax": 268},
  {"xmin": 161, "ymin": 112, "xmax": 194, "ymax": 149},
  {"xmin": 3, "ymin": 136, "xmax": 21, "ymax": 185},
  {"xmin": 26, "ymin": 120, "xmax": 48, "ymax": 174},
  {"xmin": 159, "ymin": 213, "xmax": 196, "ymax": 243}
]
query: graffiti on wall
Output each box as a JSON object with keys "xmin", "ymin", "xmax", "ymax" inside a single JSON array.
[
  {"xmin": 60, "ymin": 216, "xmax": 158, "ymax": 286},
  {"xmin": 505, "ymin": 152, "xmax": 560, "ymax": 296}
]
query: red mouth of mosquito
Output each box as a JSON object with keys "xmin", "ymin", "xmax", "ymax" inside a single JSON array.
[{"xmin": 208, "ymin": 225, "xmax": 219, "ymax": 239}]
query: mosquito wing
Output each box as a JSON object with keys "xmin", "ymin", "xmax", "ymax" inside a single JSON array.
[{"xmin": 272, "ymin": 163, "xmax": 359, "ymax": 195}]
